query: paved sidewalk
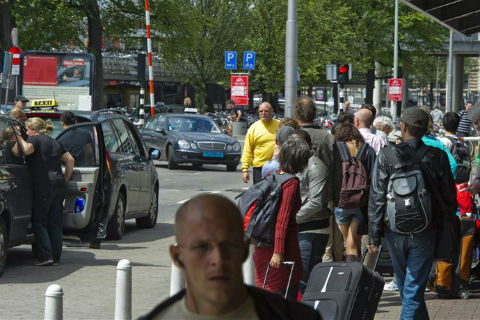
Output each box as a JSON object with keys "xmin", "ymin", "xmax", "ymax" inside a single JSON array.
[
  {"xmin": 376, "ymin": 278, "xmax": 480, "ymax": 320},
  {"xmin": 1, "ymin": 221, "xmax": 479, "ymax": 319}
]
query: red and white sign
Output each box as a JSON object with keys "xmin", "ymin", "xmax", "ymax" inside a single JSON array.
[
  {"xmin": 231, "ymin": 75, "xmax": 249, "ymax": 106},
  {"xmin": 8, "ymin": 46, "xmax": 22, "ymax": 75},
  {"xmin": 62, "ymin": 59, "xmax": 86, "ymax": 67},
  {"xmin": 388, "ymin": 78, "xmax": 403, "ymax": 101},
  {"xmin": 23, "ymin": 55, "xmax": 58, "ymax": 86}
]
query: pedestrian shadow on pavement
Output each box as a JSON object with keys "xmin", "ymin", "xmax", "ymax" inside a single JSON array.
[
  {"xmin": 0, "ymin": 246, "xmax": 163, "ymax": 284},
  {"xmin": 377, "ymin": 291, "xmax": 403, "ymax": 310},
  {"xmin": 114, "ymin": 222, "xmax": 174, "ymax": 244}
]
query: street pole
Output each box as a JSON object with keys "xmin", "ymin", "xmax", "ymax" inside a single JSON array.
[
  {"xmin": 284, "ymin": 0, "xmax": 297, "ymax": 118},
  {"xmin": 435, "ymin": 56, "xmax": 440, "ymax": 106},
  {"xmin": 446, "ymin": 29, "xmax": 454, "ymax": 112},
  {"xmin": 144, "ymin": 0, "xmax": 155, "ymax": 116},
  {"xmin": 390, "ymin": 0, "xmax": 399, "ymax": 122}
]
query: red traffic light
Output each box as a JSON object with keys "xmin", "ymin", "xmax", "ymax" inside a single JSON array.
[{"xmin": 339, "ymin": 64, "xmax": 349, "ymax": 74}]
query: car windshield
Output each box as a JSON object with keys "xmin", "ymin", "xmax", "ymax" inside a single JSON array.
[
  {"xmin": 145, "ymin": 114, "xmax": 221, "ymax": 133},
  {"xmin": 168, "ymin": 116, "xmax": 221, "ymax": 133}
]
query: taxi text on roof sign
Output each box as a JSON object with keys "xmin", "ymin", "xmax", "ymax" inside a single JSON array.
[{"xmin": 31, "ymin": 99, "xmax": 58, "ymax": 109}]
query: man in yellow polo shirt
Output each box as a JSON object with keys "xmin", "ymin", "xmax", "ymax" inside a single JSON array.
[{"xmin": 241, "ymin": 102, "xmax": 280, "ymax": 183}]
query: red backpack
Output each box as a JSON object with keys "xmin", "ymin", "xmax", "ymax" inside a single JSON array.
[{"xmin": 337, "ymin": 142, "xmax": 369, "ymax": 209}]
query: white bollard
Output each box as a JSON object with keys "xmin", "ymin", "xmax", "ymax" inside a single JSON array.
[
  {"xmin": 138, "ymin": 108, "xmax": 145, "ymax": 126},
  {"xmin": 242, "ymin": 244, "xmax": 255, "ymax": 285},
  {"xmin": 115, "ymin": 259, "xmax": 132, "ymax": 320},
  {"xmin": 44, "ymin": 284, "xmax": 63, "ymax": 320},
  {"xmin": 170, "ymin": 261, "xmax": 185, "ymax": 296}
]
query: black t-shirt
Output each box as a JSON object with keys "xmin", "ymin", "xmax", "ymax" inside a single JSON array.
[
  {"xmin": 233, "ymin": 106, "xmax": 245, "ymax": 119},
  {"xmin": 26, "ymin": 135, "xmax": 66, "ymax": 189},
  {"xmin": 58, "ymin": 127, "xmax": 93, "ymax": 166}
]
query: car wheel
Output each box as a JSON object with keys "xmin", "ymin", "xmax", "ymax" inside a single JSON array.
[
  {"xmin": 106, "ymin": 193, "xmax": 125, "ymax": 240},
  {"xmin": 167, "ymin": 145, "xmax": 178, "ymax": 170},
  {"xmin": 226, "ymin": 163, "xmax": 238, "ymax": 172},
  {"xmin": 0, "ymin": 216, "xmax": 7, "ymax": 277},
  {"xmin": 136, "ymin": 187, "xmax": 158, "ymax": 228}
]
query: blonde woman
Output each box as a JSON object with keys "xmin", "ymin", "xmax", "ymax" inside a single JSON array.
[{"xmin": 13, "ymin": 117, "xmax": 74, "ymax": 266}]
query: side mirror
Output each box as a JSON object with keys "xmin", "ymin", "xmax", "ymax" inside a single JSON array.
[
  {"xmin": 156, "ymin": 128, "xmax": 166, "ymax": 135},
  {"xmin": 222, "ymin": 129, "xmax": 229, "ymax": 135},
  {"xmin": 149, "ymin": 148, "xmax": 161, "ymax": 160}
]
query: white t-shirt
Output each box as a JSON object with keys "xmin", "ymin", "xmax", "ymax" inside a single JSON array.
[{"xmin": 152, "ymin": 295, "xmax": 259, "ymax": 320}]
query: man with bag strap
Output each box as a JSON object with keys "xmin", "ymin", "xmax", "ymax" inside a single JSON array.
[{"xmin": 368, "ymin": 107, "xmax": 457, "ymax": 320}]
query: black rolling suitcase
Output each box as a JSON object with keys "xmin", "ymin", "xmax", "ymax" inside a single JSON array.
[{"xmin": 301, "ymin": 257, "xmax": 384, "ymax": 320}]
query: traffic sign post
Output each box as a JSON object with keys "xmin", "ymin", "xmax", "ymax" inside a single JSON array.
[
  {"xmin": 230, "ymin": 75, "xmax": 249, "ymax": 106},
  {"xmin": 243, "ymin": 51, "xmax": 255, "ymax": 70},
  {"xmin": 9, "ymin": 46, "xmax": 22, "ymax": 76},
  {"xmin": 225, "ymin": 51, "xmax": 237, "ymax": 70},
  {"xmin": 388, "ymin": 78, "xmax": 403, "ymax": 101},
  {"xmin": 326, "ymin": 64, "xmax": 337, "ymax": 81}
]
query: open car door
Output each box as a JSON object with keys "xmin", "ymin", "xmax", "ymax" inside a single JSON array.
[{"xmin": 56, "ymin": 122, "xmax": 111, "ymax": 239}]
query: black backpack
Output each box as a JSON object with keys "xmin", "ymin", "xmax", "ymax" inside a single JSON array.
[
  {"xmin": 382, "ymin": 145, "xmax": 432, "ymax": 235},
  {"xmin": 446, "ymin": 136, "xmax": 471, "ymax": 183},
  {"xmin": 236, "ymin": 171, "xmax": 297, "ymax": 247}
]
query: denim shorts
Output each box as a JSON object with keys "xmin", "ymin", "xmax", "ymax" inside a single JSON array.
[{"xmin": 334, "ymin": 207, "xmax": 364, "ymax": 225}]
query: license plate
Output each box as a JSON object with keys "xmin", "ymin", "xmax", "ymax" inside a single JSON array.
[{"xmin": 203, "ymin": 152, "xmax": 224, "ymax": 158}]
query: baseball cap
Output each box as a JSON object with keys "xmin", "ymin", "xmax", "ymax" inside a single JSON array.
[
  {"xmin": 401, "ymin": 107, "xmax": 429, "ymax": 130},
  {"xmin": 276, "ymin": 126, "xmax": 295, "ymax": 146},
  {"xmin": 14, "ymin": 95, "xmax": 29, "ymax": 102}
]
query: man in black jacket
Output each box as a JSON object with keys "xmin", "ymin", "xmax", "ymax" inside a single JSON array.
[
  {"xmin": 140, "ymin": 194, "xmax": 321, "ymax": 320},
  {"xmin": 368, "ymin": 107, "xmax": 457, "ymax": 319}
]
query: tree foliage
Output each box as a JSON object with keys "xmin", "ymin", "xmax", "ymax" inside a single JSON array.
[{"xmin": 0, "ymin": 0, "xmax": 453, "ymax": 109}]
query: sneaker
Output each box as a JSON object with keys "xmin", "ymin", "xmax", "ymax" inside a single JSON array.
[
  {"xmin": 34, "ymin": 258, "xmax": 53, "ymax": 266},
  {"xmin": 52, "ymin": 259, "xmax": 60, "ymax": 266},
  {"xmin": 384, "ymin": 280, "xmax": 399, "ymax": 291}
]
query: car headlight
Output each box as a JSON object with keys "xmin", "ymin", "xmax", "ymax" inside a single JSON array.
[
  {"xmin": 178, "ymin": 139, "xmax": 190, "ymax": 149},
  {"xmin": 190, "ymin": 142, "xmax": 197, "ymax": 150},
  {"xmin": 226, "ymin": 144, "xmax": 233, "ymax": 151},
  {"xmin": 232, "ymin": 142, "xmax": 241, "ymax": 152}
]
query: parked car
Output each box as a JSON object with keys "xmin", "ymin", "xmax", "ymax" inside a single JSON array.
[
  {"xmin": 0, "ymin": 110, "xmax": 160, "ymax": 276},
  {"xmin": 140, "ymin": 112, "xmax": 241, "ymax": 171}
]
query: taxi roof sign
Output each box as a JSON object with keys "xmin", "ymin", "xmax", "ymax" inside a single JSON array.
[
  {"xmin": 30, "ymin": 99, "xmax": 58, "ymax": 110},
  {"xmin": 184, "ymin": 107, "xmax": 198, "ymax": 114}
]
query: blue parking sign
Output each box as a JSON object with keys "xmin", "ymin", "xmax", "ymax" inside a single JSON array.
[
  {"xmin": 243, "ymin": 51, "xmax": 256, "ymax": 70},
  {"xmin": 225, "ymin": 51, "xmax": 237, "ymax": 70}
]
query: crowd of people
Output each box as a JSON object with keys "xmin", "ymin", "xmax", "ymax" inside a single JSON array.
[{"xmin": 144, "ymin": 97, "xmax": 480, "ymax": 319}]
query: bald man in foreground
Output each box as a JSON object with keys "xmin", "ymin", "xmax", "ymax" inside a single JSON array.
[{"xmin": 140, "ymin": 194, "xmax": 321, "ymax": 320}]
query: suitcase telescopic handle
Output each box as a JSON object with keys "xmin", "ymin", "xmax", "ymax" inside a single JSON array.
[{"xmin": 263, "ymin": 261, "xmax": 295, "ymax": 299}]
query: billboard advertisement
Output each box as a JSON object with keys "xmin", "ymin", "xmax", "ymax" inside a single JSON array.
[{"xmin": 20, "ymin": 52, "xmax": 95, "ymax": 110}]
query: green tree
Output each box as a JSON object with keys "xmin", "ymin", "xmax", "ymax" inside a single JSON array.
[{"xmin": 152, "ymin": 0, "xmax": 252, "ymax": 112}]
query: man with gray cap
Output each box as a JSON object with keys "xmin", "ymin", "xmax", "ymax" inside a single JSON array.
[
  {"xmin": 14, "ymin": 95, "xmax": 29, "ymax": 109},
  {"xmin": 368, "ymin": 107, "xmax": 457, "ymax": 319},
  {"xmin": 261, "ymin": 126, "xmax": 294, "ymax": 178}
]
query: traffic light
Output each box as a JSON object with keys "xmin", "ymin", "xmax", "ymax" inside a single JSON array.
[{"xmin": 338, "ymin": 64, "xmax": 349, "ymax": 86}]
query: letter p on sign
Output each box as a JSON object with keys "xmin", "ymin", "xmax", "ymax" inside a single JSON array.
[{"xmin": 243, "ymin": 51, "xmax": 256, "ymax": 70}]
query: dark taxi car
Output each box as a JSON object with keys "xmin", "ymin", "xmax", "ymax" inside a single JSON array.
[
  {"xmin": 0, "ymin": 110, "xmax": 160, "ymax": 275},
  {"xmin": 139, "ymin": 112, "xmax": 241, "ymax": 171}
]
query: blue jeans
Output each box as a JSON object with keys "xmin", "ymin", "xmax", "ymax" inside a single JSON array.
[
  {"xmin": 385, "ymin": 229, "xmax": 436, "ymax": 320},
  {"xmin": 298, "ymin": 232, "xmax": 329, "ymax": 294}
]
